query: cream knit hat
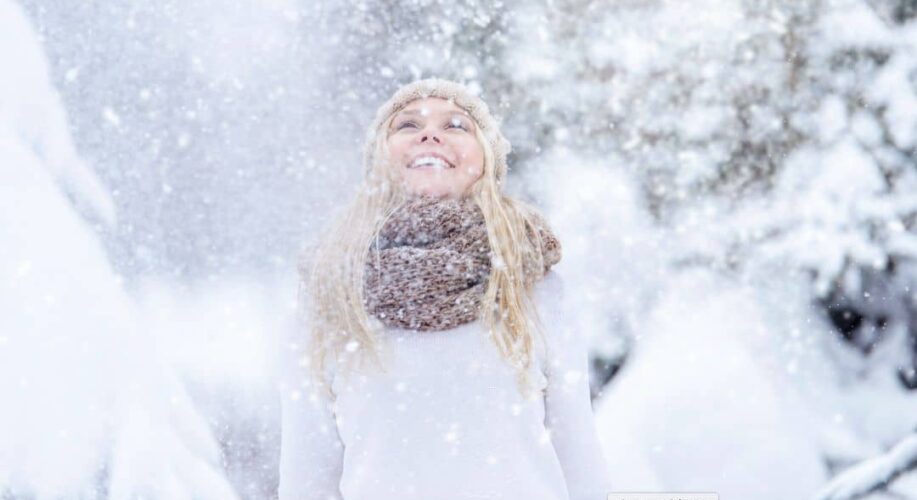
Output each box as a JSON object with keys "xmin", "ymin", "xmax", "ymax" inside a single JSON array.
[{"xmin": 362, "ymin": 78, "xmax": 512, "ymax": 182}]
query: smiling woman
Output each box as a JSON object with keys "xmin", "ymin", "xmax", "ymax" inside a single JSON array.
[
  {"xmin": 386, "ymin": 97, "xmax": 486, "ymax": 199},
  {"xmin": 280, "ymin": 78, "xmax": 612, "ymax": 500}
]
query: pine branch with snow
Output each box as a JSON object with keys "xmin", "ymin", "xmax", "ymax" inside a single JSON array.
[{"xmin": 814, "ymin": 433, "xmax": 917, "ymax": 500}]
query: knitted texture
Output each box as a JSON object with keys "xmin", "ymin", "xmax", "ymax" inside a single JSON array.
[
  {"xmin": 363, "ymin": 78, "xmax": 512, "ymax": 182},
  {"xmin": 362, "ymin": 195, "xmax": 561, "ymax": 332}
]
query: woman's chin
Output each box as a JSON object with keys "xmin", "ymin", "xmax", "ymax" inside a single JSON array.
[
  {"xmin": 397, "ymin": 168, "xmax": 479, "ymax": 199},
  {"xmin": 401, "ymin": 180, "xmax": 455, "ymax": 198}
]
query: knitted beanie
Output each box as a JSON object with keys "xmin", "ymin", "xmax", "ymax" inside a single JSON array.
[{"xmin": 362, "ymin": 78, "xmax": 512, "ymax": 182}]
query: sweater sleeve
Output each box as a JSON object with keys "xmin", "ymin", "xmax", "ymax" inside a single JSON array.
[
  {"xmin": 277, "ymin": 314, "xmax": 345, "ymax": 500},
  {"xmin": 536, "ymin": 271, "xmax": 614, "ymax": 500}
]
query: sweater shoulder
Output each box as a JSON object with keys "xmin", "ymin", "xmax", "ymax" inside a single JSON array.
[
  {"xmin": 530, "ymin": 270, "xmax": 568, "ymax": 362},
  {"xmin": 530, "ymin": 269, "xmax": 589, "ymax": 374},
  {"xmin": 278, "ymin": 301, "xmax": 338, "ymax": 394},
  {"xmin": 532, "ymin": 269, "xmax": 564, "ymax": 305},
  {"xmin": 531, "ymin": 269, "xmax": 565, "ymax": 334}
]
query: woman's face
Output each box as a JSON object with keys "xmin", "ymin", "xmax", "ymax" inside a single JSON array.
[{"xmin": 386, "ymin": 97, "xmax": 485, "ymax": 200}]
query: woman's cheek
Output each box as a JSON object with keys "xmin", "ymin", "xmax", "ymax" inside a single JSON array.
[{"xmin": 465, "ymin": 164, "xmax": 483, "ymax": 178}]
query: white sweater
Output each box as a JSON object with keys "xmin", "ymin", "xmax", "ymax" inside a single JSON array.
[{"xmin": 278, "ymin": 271, "xmax": 612, "ymax": 500}]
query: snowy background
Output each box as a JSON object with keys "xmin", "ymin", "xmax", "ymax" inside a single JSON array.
[{"xmin": 2, "ymin": 0, "xmax": 917, "ymax": 498}]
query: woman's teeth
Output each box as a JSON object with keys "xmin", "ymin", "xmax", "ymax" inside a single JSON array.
[{"xmin": 408, "ymin": 156, "xmax": 453, "ymax": 169}]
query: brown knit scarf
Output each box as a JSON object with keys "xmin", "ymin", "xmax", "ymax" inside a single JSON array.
[{"xmin": 362, "ymin": 195, "xmax": 561, "ymax": 332}]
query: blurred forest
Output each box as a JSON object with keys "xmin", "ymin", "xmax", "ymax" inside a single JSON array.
[{"xmin": 3, "ymin": 0, "xmax": 917, "ymax": 498}]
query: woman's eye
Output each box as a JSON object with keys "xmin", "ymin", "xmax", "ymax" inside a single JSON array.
[{"xmin": 395, "ymin": 119, "xmax": 467, "ymax": 131}]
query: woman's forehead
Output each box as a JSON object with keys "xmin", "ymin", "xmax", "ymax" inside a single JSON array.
[{"xmin": 396, "ymin": 97, "xmax": 471, "ymax": 117}]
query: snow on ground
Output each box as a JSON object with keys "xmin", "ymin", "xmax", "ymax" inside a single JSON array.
[{"xmin": 593, "ymin": 269, "xmax": 828, "ymax": 499}]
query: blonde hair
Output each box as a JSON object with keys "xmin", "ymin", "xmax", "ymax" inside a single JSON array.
[{"xmin": 297, "ymin": 99, "xmax": 556, "ymax": 400}]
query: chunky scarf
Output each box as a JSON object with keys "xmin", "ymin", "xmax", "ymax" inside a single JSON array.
[{"xmin": 362, "ymin": 196, "xmax": 561, "ymax": 332}]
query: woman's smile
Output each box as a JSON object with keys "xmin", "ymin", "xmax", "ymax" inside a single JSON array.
[{"xmin": 406, "ymin": 152, "xmax": 456, "ymax": 169}]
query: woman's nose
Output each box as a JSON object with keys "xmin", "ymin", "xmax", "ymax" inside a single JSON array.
[{"xmin": 419, "ymin": 129, "xmax": 441, "ymax": 143}]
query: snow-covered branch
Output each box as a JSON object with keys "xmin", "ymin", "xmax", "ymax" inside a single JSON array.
[{"xmin": 814, "ymin": 433, "xmax": 917, "ymax": 500}]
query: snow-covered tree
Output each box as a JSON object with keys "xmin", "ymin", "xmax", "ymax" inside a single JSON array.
[{"xmin": 0, "ymin": 2, "xmax": 238, "ymax": 498}]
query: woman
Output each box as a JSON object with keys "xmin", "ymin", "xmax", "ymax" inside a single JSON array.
[{"xmin": 279, "ymin": 78, "xmax": 612, "ymax": 500}]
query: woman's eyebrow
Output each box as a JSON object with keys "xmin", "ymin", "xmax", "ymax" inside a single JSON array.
[
  {"xmin": 456, "ymin": 113, "xmax": 475, "ymax": 128},
  {"xmin": 390, "ymin": 109, "xmax": 419, "ymax": 126}
]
